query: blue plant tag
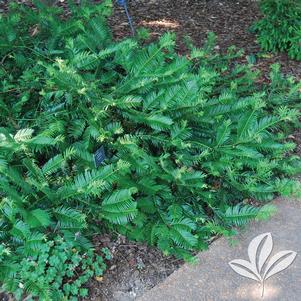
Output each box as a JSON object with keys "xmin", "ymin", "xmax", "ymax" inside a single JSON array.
[{"xmin": 94, "ymin": 146, "xmax": 106, "ymax": 167}]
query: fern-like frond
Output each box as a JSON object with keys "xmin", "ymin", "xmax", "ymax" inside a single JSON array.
[
  {"xmin": 54, "ymin": 207, "xmax": 87, "ymax": 230},
  {"xmin": 101, "ymin": 188, "xmax": 138, "ymax": 225}
]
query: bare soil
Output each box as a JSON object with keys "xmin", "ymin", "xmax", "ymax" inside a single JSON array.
[{"xmin": 84, "ymin": 234, "xmax": 183, "ymax": 301}]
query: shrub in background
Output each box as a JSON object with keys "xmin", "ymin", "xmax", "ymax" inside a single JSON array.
[
  {"xmin": 1, "ymin": 1, "xmax": 301, "ymax": 299},
  {"xmin": 253, "ymin": 0, "xmax": 301, "ymax": 60}
]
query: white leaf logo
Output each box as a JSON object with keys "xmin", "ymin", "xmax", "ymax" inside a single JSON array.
[{"xmin": 229, "ymin": 232, "xmax": 297, "ymax": 297}]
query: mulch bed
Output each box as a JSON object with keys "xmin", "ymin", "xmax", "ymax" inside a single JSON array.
[
  {"xmin": 1, "ymin": 1, "xmax": 301, "ymax": 301},
  {"xmin": 84, "ymin": 234, "xmax": 183, "ymax": 301},
  {"xmin": 109, "ymin": 0, "xmax": 301, "ymax": 78}
]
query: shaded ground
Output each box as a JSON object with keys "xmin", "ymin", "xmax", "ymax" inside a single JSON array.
[{"xmin": 109, "ymin": 0, "xmax": 259, "ymax": 50}]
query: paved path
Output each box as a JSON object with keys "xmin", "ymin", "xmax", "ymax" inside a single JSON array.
[{"xmin": 138, "ymin": 199, "xmax": 301, "ymax": 301}]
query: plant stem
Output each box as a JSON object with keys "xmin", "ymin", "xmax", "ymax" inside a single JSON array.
[{"xmin": 261, "ymin": 280, "xmax": 265, "ymax": 298}]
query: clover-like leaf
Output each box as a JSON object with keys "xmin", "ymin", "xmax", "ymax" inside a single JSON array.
[{"xmin": 263, "ymin": 250, "xmax": 297, "ymax": 280}]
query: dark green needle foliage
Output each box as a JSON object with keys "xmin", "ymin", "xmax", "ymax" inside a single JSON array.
[{"xmin": 0, "ymin": 1, "xmax": 301, "ymax": 299}]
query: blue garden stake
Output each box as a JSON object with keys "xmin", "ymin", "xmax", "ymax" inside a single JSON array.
[{"xmin": 117, "ymin": 0, "xmax": 135, "ymax": 35}]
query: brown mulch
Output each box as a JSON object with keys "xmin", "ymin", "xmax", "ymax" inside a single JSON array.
[{"xmin": 109, "ymin": 0, "xmax": 301, "ymax": 78}]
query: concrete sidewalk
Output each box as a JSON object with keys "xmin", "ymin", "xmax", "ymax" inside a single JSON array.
[{"xmin": 138, "ymin": 199, "xmax": 301, "ymax": 301}]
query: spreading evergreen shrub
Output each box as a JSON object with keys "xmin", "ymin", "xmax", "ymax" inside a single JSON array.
[
  {"xmin": 253, "ymin": 0, "xmax": 301, "ymax": 60},
  {"xmin": 1, "ymin": 1, "xmax": 301, "ymax": 299}
]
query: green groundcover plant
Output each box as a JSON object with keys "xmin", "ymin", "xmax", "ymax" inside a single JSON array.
[
  {"xmin": 0, "ymin": 237, "xmax": 110, "ymax": 300},
  {"xmin": 1, "ymin": 1, "xmax": 301, "ymax": 299},
  {"xmin": 253, "ymin": 0, "xmax": 301, "ymax": 60}
]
